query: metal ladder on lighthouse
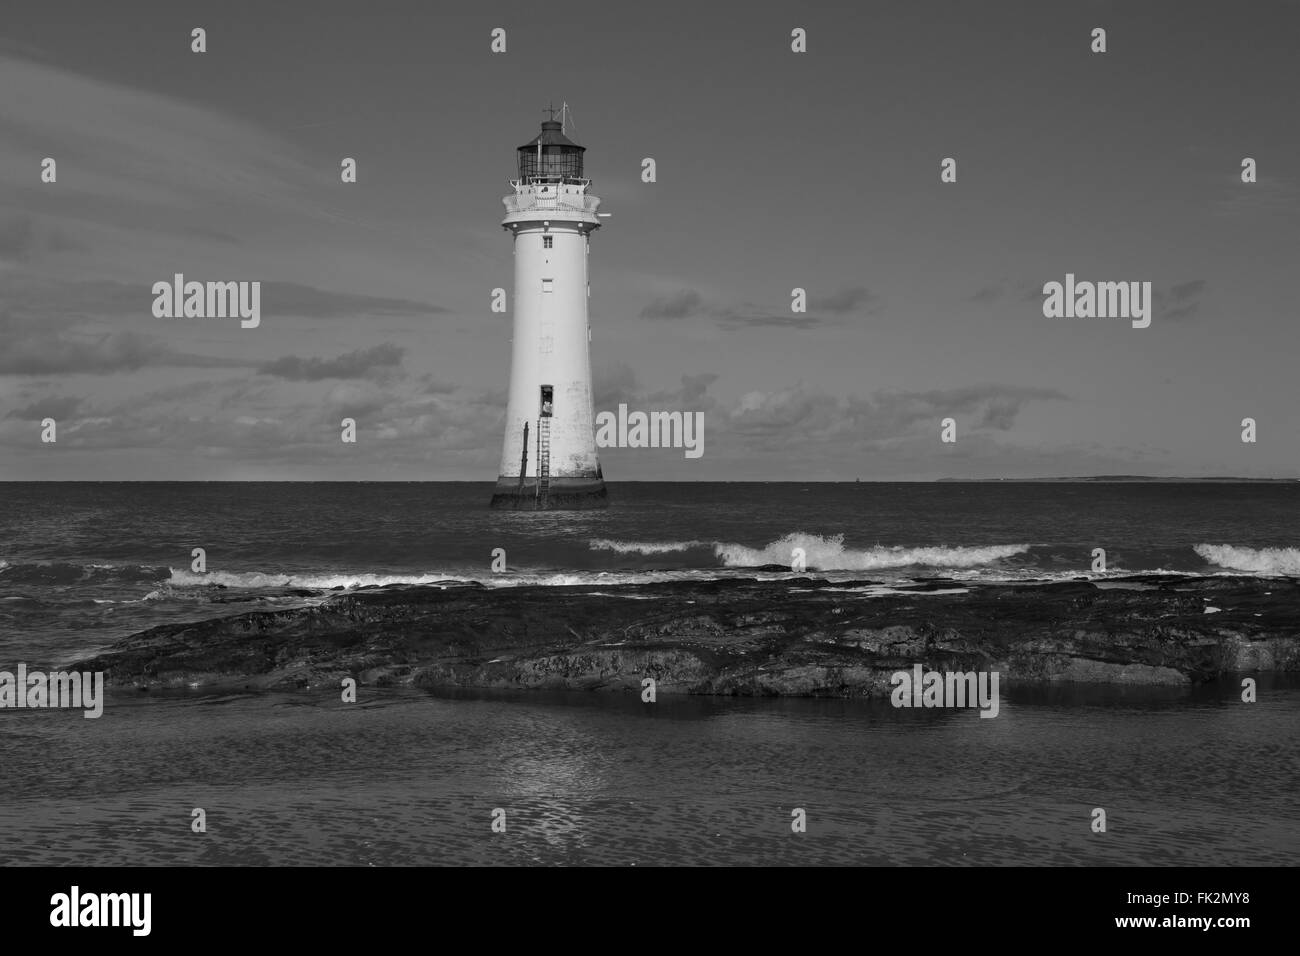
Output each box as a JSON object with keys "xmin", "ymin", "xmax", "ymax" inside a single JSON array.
[{"xmin": 535, "ymin": 417, "xmax": 552, "ymax": 508}]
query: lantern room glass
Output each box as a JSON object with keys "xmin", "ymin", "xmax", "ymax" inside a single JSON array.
[{"xmin": 518, "ymin": 145, "xmax": 585, "ymax": 182}]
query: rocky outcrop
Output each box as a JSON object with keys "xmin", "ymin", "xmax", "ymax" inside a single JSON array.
[{"xmin": 72, "ymin": 575, "xmax": 1300, "ymax": 696}]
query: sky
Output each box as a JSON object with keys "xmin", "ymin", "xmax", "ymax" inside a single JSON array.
[{"xmin": 1, "ymin": 0, "xmax": 1297, "ymax": 480}]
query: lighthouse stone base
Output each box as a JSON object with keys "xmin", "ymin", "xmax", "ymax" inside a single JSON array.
[{"xmin": 489, "ymin": 476, "xmax": 608, "ymax": 511}]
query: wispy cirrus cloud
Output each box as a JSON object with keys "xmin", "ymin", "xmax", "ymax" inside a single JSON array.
[
  {"xmin": 806, "ymin": 286, "xmax": 877, "ymax": 314},
  {"xmin": 0, "ymin": 272, "xmax": 446, "ymax": 377},
  {"xmin": 1209, "ymin": 174, "xmax": 1300, "ymax": 218},
  {"xmin": 728, "ymin": 383, "xmax": 1068, "ymax": 451},
  {"xmin": 639, "ymin": 285, "xmax": 878, "ymax": 329},
  {"xmin": 0, "ymin": 53, "xmax": 309, "ymax": 218},
  {"xmin": 596, "ymin": 363, "xmax": 1065, "ymax": 454},
  {"xmin": 970, "ymin": 277, "xmax": 1209, "ymax": 324},
  {"xmin": 1153, "ymin": 279, "xmax": 1207, "ymax": 322},
  {"xmin": 255, "ymin": 282, "xmax": 446, "ymax": 318},
  {"xmin": 0, "ymin": 214, "xmax": 85, "ymax": 264},
  {"xmin": 0, "ymin": 309, "xmax": 252, "ymax": 375},
  {"xmin": 639, "ymin": 290, "xmax": 703, "ymax": 320},
  {"xmin": 4, "ymin": 394, "xmax": 83, "ymax": 421},
  {"xmin": 259, "ymin": 344, "xmax": 405, "ymax": 381}
]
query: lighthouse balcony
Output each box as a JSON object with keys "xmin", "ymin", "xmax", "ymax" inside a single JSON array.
[{"xmin": 502, "ymin": 191, "xmax": 602, "ymax": 225}]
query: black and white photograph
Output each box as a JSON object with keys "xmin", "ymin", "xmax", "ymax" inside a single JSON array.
[{"xmin": 0, "ymin": 0, "xmax": 1295, "ymax": 932}]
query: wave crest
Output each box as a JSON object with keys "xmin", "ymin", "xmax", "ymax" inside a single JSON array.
[
  {"xmin": 0, "ymin": 562, "xmax": 168, "ymax": 585},
  {"xmin": 589, "ymin": 538, "xmax": 708, "ymax": 555},
  {"xmin": 1194, "ymin": 544, "xmax": 1300, "ymax": 575},
  {"xmin": 167, "ymin": 569, "xmax": 474, "ymax": 590},
  {"xmin": 714, "ymin": 533, "xmax": 1031, "ymax": 570}
]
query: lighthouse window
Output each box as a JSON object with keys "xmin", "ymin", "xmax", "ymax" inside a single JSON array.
[
  {"xmin": 541, "ymin": 278, "xmax": 553, "ymax": 293},
  {"xmin": 543, "ymin": 236, "xmax": 553, "ymax": 248}
]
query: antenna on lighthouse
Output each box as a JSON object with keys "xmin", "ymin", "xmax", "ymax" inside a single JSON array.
[{"xmin": 561, "ymin": 101, "xmax": 574, "ymax": 134}]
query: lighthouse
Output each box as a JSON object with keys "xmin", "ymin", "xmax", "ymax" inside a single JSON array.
[{"xmin": 489, "ymin": 110, "xmax": 608, "ymax": 510}]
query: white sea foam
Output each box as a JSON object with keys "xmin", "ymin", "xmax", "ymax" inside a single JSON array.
[
  {"xmin": 713, "ymin": 533, "xmax": 1031, "ymax": 570},
  {"xmin": 589, "ymin": 538, "xmax": 708, "ymax": 554},
  {"xmin": 1194, "ymin": 544, "xmax": 1300, "ymax": 575},
  {"xmin": 808, "ymin": 585, "xmax": 973, "ymax": 597},
  {"xmin": 164, "ymin": 567, "xmax": 802, "ymax": 592},
  {"xmin": 155, "ymin": 543, "xmax": 1288, "ymax": 596},
  {"xmin": 167, "ymin": 568, "xmax": 475, "ymax": 590}
]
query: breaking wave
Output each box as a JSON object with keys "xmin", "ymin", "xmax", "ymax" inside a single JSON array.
[
  {"xmin": 166, "ymin": 569, "xmax": 476, "ymax": 590},
  {"xmin": 1194, "ymin": 544, "xmax": 1300, "ymax": 575},
  {"xmin": 0, "ymin": 562, "xmax": 170, "ymax": 585},
  {"xmin": 714, "ymin": 533, "xmax": 1031, "ymax": 570},
  {"xmin": 589, "ymin": 538, "xmax": 709, "ymax": 554},
  {"xmin": 588, "ymin": 533, "xmax": 1032, "ymax": 570}
]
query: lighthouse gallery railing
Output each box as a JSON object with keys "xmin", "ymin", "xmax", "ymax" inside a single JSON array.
[{"xmin": 502, "ymin": 194, "xmax": 601, "ymax": 216}]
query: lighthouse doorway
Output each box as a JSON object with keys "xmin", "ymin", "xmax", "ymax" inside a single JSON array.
[{"xmin": 540, "ymin": 385, "xmax": 554, "ymax": 417}]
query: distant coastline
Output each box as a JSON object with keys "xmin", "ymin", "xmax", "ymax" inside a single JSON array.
[{"xmin": 934, "ymin": 476, "xmax": 1298, "ymax": 483}]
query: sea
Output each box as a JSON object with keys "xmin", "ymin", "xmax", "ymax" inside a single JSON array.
[{"xmin": 1, "ymin": 481, "xmax": 1297, "ymax": 865}]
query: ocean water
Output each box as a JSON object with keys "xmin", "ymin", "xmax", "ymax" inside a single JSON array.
[
  {"xmin": 2, "ymin": 481, "xmax": 1297, "ymax": 866},
  {"xmin": 2, "ymin": 682, "xmax": 1297, "ymax": 866},
  {"xmin": 1, "ymin": 481, "xmax": 1298, "ymax": 663}
]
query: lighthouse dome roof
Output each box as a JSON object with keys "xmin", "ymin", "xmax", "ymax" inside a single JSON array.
[
  {"xmin": 517, "ymin": 119, "xmax": 586, "ymax": 182},
  {"xmin": 518, "ymin": 120, "xmax": 584, "ymax": 151}
]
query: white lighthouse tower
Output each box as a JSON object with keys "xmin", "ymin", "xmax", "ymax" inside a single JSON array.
[{"xmin": 490, "ymin": 108, "xmax": 608, "ymax": 510}]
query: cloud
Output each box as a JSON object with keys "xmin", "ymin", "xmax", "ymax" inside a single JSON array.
[
  {"xmin": 639, "ymin": 290, "xmax": 703, "ymax": 319},
  {"xmin": 1210, "ymin": 175, "xmax": 1300, "ymax": 218},
  {"xmin": 711, "ymin": 305, "xmax": 824, "ymax": 329},
  {"xmin": 594, "ymin": 368, "xmax": 1063, "ymax": 462},
  {"xmin": 0, "ymin": 215, "xmax": 85, "ymax": 264},
  {"xmin": 978, "ymin": 278, "xmax": 1208, "ymax": 324},
  {"xmin": 5, "ymin": 394, "xmax": 83, "ymax": 420},
  {"xmin": 1152, "ymin": 279, "xmax": 1208, "ymax": 323},
  {"xmin": 638, "ymin": 286, "xmax": 875, "ymax": 329},
  {"xmin": 806, "ymin": 286, "xmax": 877, "ymax": 314},
  {"xmin": 0, "ymin": 308, "xmax": 250, "ymax": 375},
  {"xmin": 325, "ymin": 381, "xmax": 392, "ymax": 417},
  {"xmin": 258, "ymin": 282, "xmax": 446, "ymax": 318},
  {"xmin": 0, "ymin": 370, "xmax": 510, "ymax": 472},
  {"xmin": 0, "ymin": 310, "xmax": 224, "ymax": 375},
  {"xmin": 0, "ymin": 271, "xmax": 448, "ymax": 376},
  {"xmin": 590, "ymin": 370, "xmax": 1064, "ymax": 470},
  {"xmin": 2, "ymin": 278, "xmax": 162, "ymax": 318},
  {"xmin": 728, "ymin": 383, "xmax": 1068, "ymax": 452},
  {"xmin": 652, "ymin": 372, "xmax": 719, "ymax": 406},
  {"xmin": 979, "ymin": 398, "xmax": 1027, "ymax": 430},
  {"xmin": 419, "ymin": 374, "xmax": 458, "ymax": 394},
  {"xmin": 593, "ymin": 362, "xmax": 640, "ymax": 407},
  {"xmin": 1169, "ymin": 279, "xmax": 1206, "ymax": 301},
  {"xmin": 594, "ymin": 364, "xmax": 721, "ymax": 413},
  {"xmin": 967, "ymin": 281, "xmax": 1043, "ymax": 304},
  {"xmin": 0, "ymin": 53, "xmax": 308, "ymax": 218},
  {"xmin": 258, "ymin": 343, "xmax": 405, "ymax": 381},
  {"xmin": 2, "ymin": 275, "xmax": 444, "ymax": 322}
]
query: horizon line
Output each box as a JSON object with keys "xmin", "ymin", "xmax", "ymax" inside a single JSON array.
[{"xmin": 1, "ymin": 477, "xmax": 1296, "ymax": 484}]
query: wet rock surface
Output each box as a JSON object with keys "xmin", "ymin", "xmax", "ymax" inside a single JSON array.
[{"xmin": 74, "ymin": 575, "xmax": 1300, "ymax": 696}]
